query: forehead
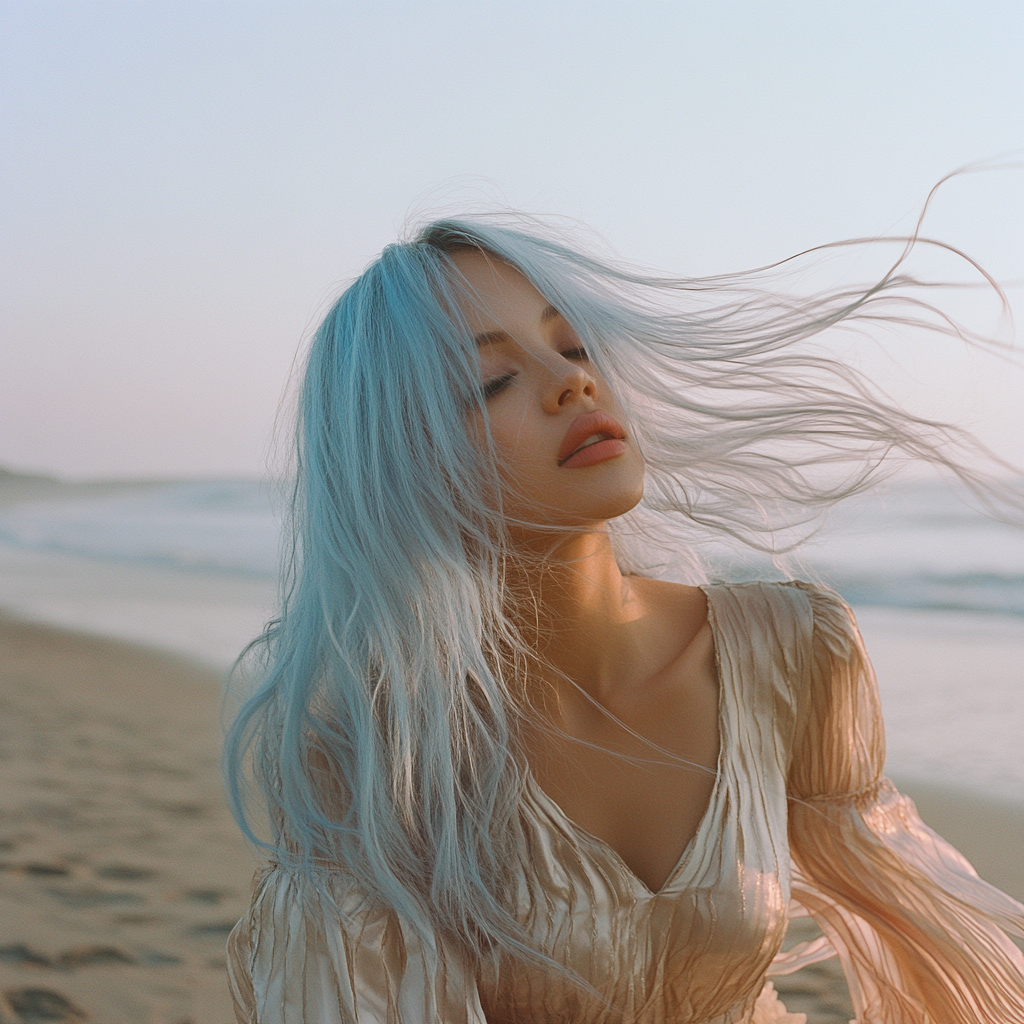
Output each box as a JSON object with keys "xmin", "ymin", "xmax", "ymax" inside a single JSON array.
[{"xmin": 449, "ymin": 249, "xmax": 550, "ymax": 333}]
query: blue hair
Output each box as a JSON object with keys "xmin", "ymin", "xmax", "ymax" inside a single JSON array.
[{"xmin": 225, "ymin": 206, "xmax": 1020, "ymax": 972}]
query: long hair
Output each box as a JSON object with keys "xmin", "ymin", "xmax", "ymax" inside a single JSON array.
[{"xmin": 224, "ymin": 197, "xmax": 1019, "ymax": 971}]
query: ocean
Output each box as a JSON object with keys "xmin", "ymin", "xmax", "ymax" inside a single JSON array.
[
  {"xmin": 3, "ymin": 476, "xmax": 1024, "ymax": 615},
  {"xmin": 0, "ymin": 473, "xmax": 1021, "ymax": 802}
]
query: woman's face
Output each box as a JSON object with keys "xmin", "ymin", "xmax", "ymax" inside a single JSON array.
[{"xmin": 453, "ymin": 249, "xmax": 645, "ymax": 531}]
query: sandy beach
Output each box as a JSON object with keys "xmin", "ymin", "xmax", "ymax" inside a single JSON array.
[
  {"xmin": 0, "ymin": 616, "xmax": 257, "ymax": 1024},
  {"xmin": 0, "ymin": 613, "xmax": 1020, "ymax": 1023}
]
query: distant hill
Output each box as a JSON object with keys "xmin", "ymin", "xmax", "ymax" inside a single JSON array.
[
  {"xmin": 0, "ymin": 468, "xmax": 271, "ymax": 504},
  {"xmin": 0, "ymin": 467, "xmax": 176, "ymax": 503},
  {"xmin": 0, "ymin": 467, "xmax": 61, "ymax": 484},
  {"xmin": 0, "ymin": 467, "xmax": 65, "ymax": 501}
]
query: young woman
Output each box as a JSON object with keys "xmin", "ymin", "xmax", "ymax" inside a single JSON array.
[{"xmin": 224, "ymin": 212, "xmax": 1024, "ymax": 1023}]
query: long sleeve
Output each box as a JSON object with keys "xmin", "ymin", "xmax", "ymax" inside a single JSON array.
[
  {"xmin": 226, "ymin": 865, "xmax": 487, "ymax": 1024},
  {"xmin": 784, "ymin": 581, "xmax": 1024, "ymax": 1023}
]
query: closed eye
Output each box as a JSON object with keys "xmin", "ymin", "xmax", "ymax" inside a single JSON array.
[
  {"xmin": 560, "ymin": 346, "xmax": 589, "ymax": 361},
  {"xmin": 482, "ymin": 372, "xmax": 515, "ymax": 399}
]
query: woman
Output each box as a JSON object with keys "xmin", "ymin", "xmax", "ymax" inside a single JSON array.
[{"xmin": 225, "ymin": 212, "xmax": 1024, "ymax": 1023}]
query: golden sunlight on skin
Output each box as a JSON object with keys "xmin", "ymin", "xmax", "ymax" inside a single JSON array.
[{"xmin": 451, "ymin": 250, "xmax": 720, "ymax": 894}]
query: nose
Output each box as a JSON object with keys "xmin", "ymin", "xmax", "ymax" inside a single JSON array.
[{"xmin": 541, "ymin": 356, "xmax": 596, "ymax": 415}]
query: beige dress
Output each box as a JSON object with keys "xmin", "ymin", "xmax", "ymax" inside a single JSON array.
[{"xmin": 226, "ymin": 582, "xmax": 1024, "ymax": 1023}]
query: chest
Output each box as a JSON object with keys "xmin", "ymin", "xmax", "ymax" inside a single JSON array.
[
  {"xmin": 478, "ymin": 775, "xmax": 792, "ymax": 1024},
  {"xmin": 479, "ymin": 585, "xmax": 804, "ymax": 1022},
  {"xmin": 528, "ymin": 742, "xmax": 719, "ymax": 894},
  {"xmin": 523, "ymin": 626, "xmax": 721, "ymax": 894}
]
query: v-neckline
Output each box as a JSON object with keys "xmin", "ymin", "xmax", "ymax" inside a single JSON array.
[{"xmin": 524, "ymin": 584, "xmax": 728, "ymax": 898}]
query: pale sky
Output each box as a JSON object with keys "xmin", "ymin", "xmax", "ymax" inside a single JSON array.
[{"xmin": 2, "ymin": 1, "xmax": 1022, "ymax": 479}]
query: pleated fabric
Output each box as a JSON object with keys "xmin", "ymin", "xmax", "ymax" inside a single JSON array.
[{"xmin": 227, "ymin": 581, "xmax": 1024, "ymax": 1023}]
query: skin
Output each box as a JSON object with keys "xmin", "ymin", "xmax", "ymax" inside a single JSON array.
[{"xmin": 454, "ymin": 249, "xmax": 720, "ymax": 894}]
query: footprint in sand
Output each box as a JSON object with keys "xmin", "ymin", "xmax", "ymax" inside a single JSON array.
[
  {"xmin": 94, "ymin": 865, "xmax": 157, "ymax": 882},
  {"xmin": 0, "ymin": 943, "xmax": 140, "ymax": 970},
  {"xmin": 179, "ymin": 888, "xmax": 225, "ymax": 906},
  {"xmin": 0, "ymin": 986, "xmax": 88, "ymax": 1023}
]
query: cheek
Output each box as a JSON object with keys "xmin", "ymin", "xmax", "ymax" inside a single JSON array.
[
  {"xmin": 481, "ymin": 399, "xmax": 533, "ymax": 462},
  {"xmin": 481, "ymin": 420, "xmax": 555, "ymax": 511},
  {"xmin": 467, "ymin": 407, "xmax": 543, "ymax": 490}
]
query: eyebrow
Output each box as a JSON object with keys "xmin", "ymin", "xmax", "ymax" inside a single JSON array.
[{"xmin": 474, "ymin": 305, "xmax": 563, "ymax": 346}]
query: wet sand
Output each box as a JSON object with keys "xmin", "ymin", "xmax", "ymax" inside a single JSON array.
[{"xmin": 1, "ymin": 615, "xmax": 1021, "ymax": 1024}]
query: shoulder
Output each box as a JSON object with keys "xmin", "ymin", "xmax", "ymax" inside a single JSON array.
[
  {"xmin": 702, "ymin": 579, "xmax": 854, "ymax": 646},
  {"xmin": 701, "ymin": 579, "xmax": 864, "ymax": 717},
  {"xmin": 627, "ymin": 576, "xmax": 708, "ymax": 621},
  {"xmin": 624, "ymin": 576, "xmax": 712, "ymax": 662},
  {"xmin": 623, "ymin": 577, "xmax": 716, "ymax": 696}
]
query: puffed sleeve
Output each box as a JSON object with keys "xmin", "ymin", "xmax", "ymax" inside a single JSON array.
[
  {"xmin": 226, "ymin": 864, "xmax": 487, "ymax": 1024},
  {"xmin": 783, "ymin": 581, "xmax": 1024, "ymax": 1023}
]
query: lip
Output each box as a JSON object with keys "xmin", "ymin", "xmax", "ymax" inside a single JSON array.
[{"xmin": 556, "ymin": 410, "xmax": 628, "ymax": 468}]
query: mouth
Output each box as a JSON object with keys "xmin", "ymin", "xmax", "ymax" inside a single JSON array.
[{"xmin": 557, "ymin": 410, "xmax": 628, "ymax": 468}]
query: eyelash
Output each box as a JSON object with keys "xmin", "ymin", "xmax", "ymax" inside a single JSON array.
[
  {"xmin": 561, "ymin": 346, "xmax": 589, "ymax": 361},
  {"xmin": 482, "ymin": 348, "xmax": 589, "ymax": 400},
  {"xmin": 483, "ymin": 373, "xmax": 515, "ymax": 399}
]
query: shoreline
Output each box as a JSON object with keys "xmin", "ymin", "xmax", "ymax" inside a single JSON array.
[
  {"xmin": 0, "ymin": 542, "xmax": 277, "ymax": 670},
  {"xmin": 1, "ymin": 614, "xmax": 1022, "ymax": 1023}
]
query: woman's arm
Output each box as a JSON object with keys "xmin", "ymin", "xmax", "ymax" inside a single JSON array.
[
  {"xmin": 785, "ymin": 582, "xmax": 1024, "ymax": 1023},
  {"xmin": 227, "ymin": 864, "xmax": 486, "ymax": 1024}
]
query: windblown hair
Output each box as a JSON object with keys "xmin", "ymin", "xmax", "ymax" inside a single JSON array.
[{"xmin": 224, "ymin": 196, "xmax": 1018, "ymax": 973}]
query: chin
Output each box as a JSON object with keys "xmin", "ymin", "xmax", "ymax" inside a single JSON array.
[
  {"xmin": 585, "ymin": 480, "xmax": 646, "ymax": 525},
  {"xmin": 583, "ymin": 451, "xmax": 646, "ymax": 518},
  {"xmin": 578, "ymin": 470, "xmax": 645, "ymax": 523},
  {"xmin": 511, "ymin": 459, "xmax": 646, "ymax": 530}
]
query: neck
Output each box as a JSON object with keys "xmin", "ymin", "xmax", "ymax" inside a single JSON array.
[{"xmin": 504, "ymin": 526, "xmax": 648, "ymax": 702}]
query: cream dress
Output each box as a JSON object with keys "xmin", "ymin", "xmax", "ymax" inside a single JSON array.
[{"xmin": 227, "ymin": 582, "xmax": 1024, "ymax": 1023}]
